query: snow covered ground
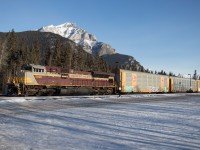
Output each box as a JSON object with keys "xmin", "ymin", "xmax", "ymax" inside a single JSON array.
[{"xmin": 0, "ymin": 94, "xmax": 200, "ymax": 150}]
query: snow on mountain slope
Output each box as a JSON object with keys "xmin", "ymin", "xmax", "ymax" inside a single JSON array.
[{"xmin": 38, "ymin": 22, "xmax": 115, "ymax": 55}]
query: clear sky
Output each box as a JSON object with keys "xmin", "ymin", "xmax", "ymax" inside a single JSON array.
[{"xmin": 1, "ymin": 0, "xmax": 200, "ymax": 76}]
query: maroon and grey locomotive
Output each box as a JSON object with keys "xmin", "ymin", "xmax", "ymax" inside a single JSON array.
[{"xmin": 6, "ymin": 64, "xmax": 115, "ymax": 96}]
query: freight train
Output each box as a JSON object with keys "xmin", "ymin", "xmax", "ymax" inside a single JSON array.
[
  {"xmin": 4, "ymin": 64, "xmax": 200, "ymax": 96},
  {"xmin": 118, "ymin": 69, "xmax": 200, "ymax": 93}
]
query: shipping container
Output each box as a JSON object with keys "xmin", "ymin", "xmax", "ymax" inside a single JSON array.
[{"xmin": 119, "ymin": 69, "xmax": 169, "ymax": 93}]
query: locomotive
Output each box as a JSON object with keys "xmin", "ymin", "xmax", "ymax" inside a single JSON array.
[
  {"xmin": 5, "ymin": 64, "xmax": 115, "ymax": 96},
  {"xmin": 4, "ymin": 64, "xmax": 200, "ymax": 96}
]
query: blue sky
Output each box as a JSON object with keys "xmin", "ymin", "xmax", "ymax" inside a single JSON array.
[{"xmin": 1, "ymin": 0, "xmax": 200, "ymax": 76}]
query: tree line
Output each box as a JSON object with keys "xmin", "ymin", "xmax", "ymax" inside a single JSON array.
[{"xmin": 0, "ymin": 30, "xmax": 111, "ymax": 85}]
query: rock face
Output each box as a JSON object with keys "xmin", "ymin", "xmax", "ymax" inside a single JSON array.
[
  {"xmin": 103, "ymin": 53, "xmax": 143, "ymax": 71},
  {"xmin": 38, "ymin": 22, "xmax": 143, "ymax": 70},
  {"xmin": 92, "ymin": 42, "xmax": 116, "ymax": 56}
]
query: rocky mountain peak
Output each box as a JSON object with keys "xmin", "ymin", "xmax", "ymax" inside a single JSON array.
[{"xmin": 38, "ymin": 22, "xmax": 116, "ymax": 55}]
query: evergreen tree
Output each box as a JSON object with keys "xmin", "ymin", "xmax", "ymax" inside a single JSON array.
[
  {"xmin": 52, "ymin": 39, "xmax": 61, "ymax": 66},
  {"xmin": 178, "ymin": 73, "xmax": 183, "ymax": 78},
  {"xmin": 133, "ymin": 65, "xmax": 138, "ymax": 71},
  {"xmin": 169, "ymin": 72, "xmax": 174, "ymax": 76},
  {"xmin": 85, "ymin": 53, "xmax": 94, "ymax": 71},
  {"xmin": 62, "ymin": 44, "xmax": 72, "ymax": 69},
  {"xmin": 93, "ymin": 54, "xmax": 103, "ymax": 71},
  {"xmin": 25, "ymin": 46, "xmax": 32, "ymax": 64},
  {"xmin": 0, "ymin": 40, "xmax": 3, "ymax": 69},
  {"xmin": 5, "ymin": 29, "xmax": 17, "ymax": 81},
  {"xmin": 140, "ymin": 67, "xmax": 145, "ymax": 72},
  {"xmin": 32, "ymin": 40, "xmax": 40, "ymax": 65},
  {"xmin": 18, "ymin": 38, "xmax": 28, "ymax": 65},
  {"xmin": 44, "ymin": 45, "xmax": 52, "ymax": 66},
  {"xmin": 71, "ymin": 50, "xmax": 78, "ymax": 70},
  {"xmin": 98, "ymin": 56, "xmax": 105, "ymax": 71},
  {"xmin": 193, "ymin": 70, "xmax": 197, "ymax": 79},
  {"xmin": 77, "ymin": 47, "xmax": 84, "ymax": 70}
]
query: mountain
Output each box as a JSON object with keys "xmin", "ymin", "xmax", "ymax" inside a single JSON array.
[
  {"xmin": 0, "ymin": 31, "xmax": 109, "ymax": 72},
  {"xmin": 103, "ymin": 53, "xmax": 142, "ymax": 70},
  {"xmin": 38, "ymin": 22, "xmax": 144, "ymax": 71},
  {"xmin": 0, "ymin": 31, "xmax": 76, "ymax": 66},
  {"xmin": 38, "ymin": 23, "xmax": 116, "ymax": 56}
]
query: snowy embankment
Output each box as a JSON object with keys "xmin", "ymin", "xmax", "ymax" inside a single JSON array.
[
  {"xmin": 0, "ymin": 94, "xmax": 200, "ymax": 150},
  {"xmin": 0, "ymin": 93, "xmax": 197, "ymax": 103}
]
